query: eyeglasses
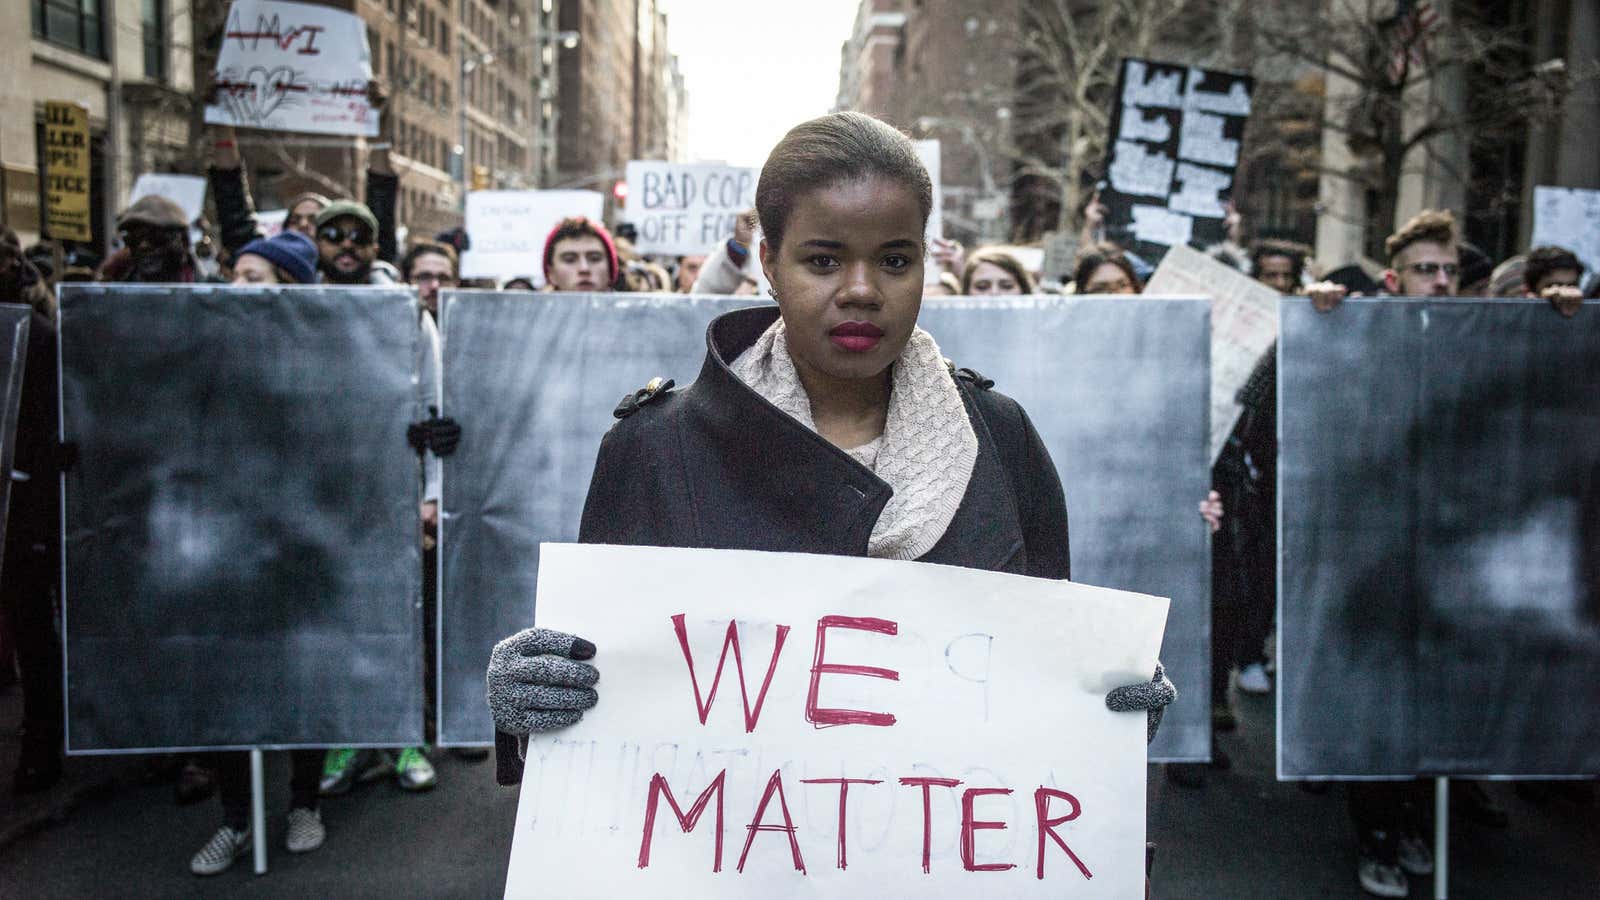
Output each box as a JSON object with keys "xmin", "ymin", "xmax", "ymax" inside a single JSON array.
[
  {"xmin": 118, "ymin": 227, "xmax": 182, "ymax": 248},
  {"xmin": 410, "ymin": 272, "xmax": 455, "ymax": 284},
  {"xmin": 1402, "ymin": 262, "xmax": 1459, "ymax": 278},
  {"xmin": 317, "ymin": 224, "xmax": 374, "ymax": 246}
]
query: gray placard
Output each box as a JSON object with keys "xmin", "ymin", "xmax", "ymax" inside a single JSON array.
[
  {"xmin": 0, "ymin": 304, "xmax": 30, "ymax": 559},
  {"xmin": 439, "ymin": 293, "xmax": 1212, "ymax": 762},
  {"xmin": 1278, "ymin": 296, "xmax": 1600, "ymax": 778},
  {"xmin": 921, "ymin": 296, "xmax": 1212, "ymax": 762},
  {"xmin": 60, "ymin": 285, "xmax": 425, "ymax": 753}
]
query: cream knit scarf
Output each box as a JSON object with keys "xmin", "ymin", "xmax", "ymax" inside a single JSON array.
[{"xmin": 730, "ymin": 318, "xmax": 978, "ymax": 561}]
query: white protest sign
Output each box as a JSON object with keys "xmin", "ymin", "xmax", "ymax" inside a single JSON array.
[
  {"xmin": 1531, "ymin": 185, "xmax": 1600, "ymax": 284},
  {"xmin": 1144, "ymin": 243, "xmax": 1278, "ymax": 461},
  {"xmin": 505, "ymin": 544, "xmax": 1168, "ymax": 899},
  {"xmin": 205, "ymin": 0, "xmax": 378, "ymax": 137},
  {"xmin": 128, "ymin": 174, "xmax": 208, "ymax": 224},
  {"xmin": 461, "ymin": 190, "xmax": 605, "ymax": 282},
  {"xmin": 255, "ymin": 208, "xmax": 288, "ymax": 237},
  {"xmin": 624, "ymin": 161, "xmax": 757, "ymax": 256}
]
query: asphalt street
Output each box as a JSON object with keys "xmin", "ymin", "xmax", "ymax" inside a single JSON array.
[{"xmin": 2, "ymin": 686, "xmax": 1596, "ymax": 898}]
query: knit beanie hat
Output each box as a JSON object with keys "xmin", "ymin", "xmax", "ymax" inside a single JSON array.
[
  {"xmin": 117, "ymin": 195, "xmax": 189, "ymax": 230},
  {"xmin": 314, "ymin": 200, "xmax": 379, "ymax": 234},
  {"xmin": 237, "ymin": 231, "xmax": 319, "ymax": 284},
  {"xmin": 541, "ymin": 217, "xmax": 618, "ymax": 284}
]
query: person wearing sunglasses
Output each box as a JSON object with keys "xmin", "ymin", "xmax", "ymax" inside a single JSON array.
[
  {"xmin": 97, "ymin": 195, "xmax": 209, "ymax": 284},
  {"xmin": 314, "ymin": 201, "xmax": 394, "ymax": 285}
]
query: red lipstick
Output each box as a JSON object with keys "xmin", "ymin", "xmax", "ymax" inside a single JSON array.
[{"xmin": 829, "ymin": 320, "xmax": 885, "ymax": 352}]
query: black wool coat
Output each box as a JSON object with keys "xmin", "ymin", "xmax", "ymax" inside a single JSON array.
[{"xmin": 496, "ymin": 304, "xmax": 1070, "ymax": 783}]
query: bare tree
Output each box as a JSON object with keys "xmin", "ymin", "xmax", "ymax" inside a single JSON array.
[
  {"xmin": 1006, "ymin": 0, "xmax": 1206, "ymax": 236},
  {"xmin": 1250, "ymin": 0, "xmax": 1574, "ymax": 250}
]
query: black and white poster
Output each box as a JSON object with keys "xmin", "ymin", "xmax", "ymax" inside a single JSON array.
[
  {"xmin": 0, "ymin": 303, "xmax": 30, "ymax": 557},
  {"xmin": 438, "ymin": 293, "xmax": 1213, "ymax": 762},
  {"xmin": 60, "ymin": 285, "xmax": 426, "ymax": 753},
  {"xmin": 1278, "ymin": 296, "xmax": 1600, "ymax": 778},
  {"xmin": 1100, "ymin": 57, "xmax": 1253, "ymax": 263}
]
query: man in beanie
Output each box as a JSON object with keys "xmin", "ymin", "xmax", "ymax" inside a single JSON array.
[
  {"xmin": 101, "ymin": 195, "xmax": 206, "ymax": 283},
  {"xmin": 541, "ymin": 216, "xmax": 617, "ymax": 292},
  {"xmin": 231, "ymin": 231, "xmax": 320, "ymax": 285},
  {"xmin": 314, "ymin": 201, "xmax": 394, "ymax": 285}
]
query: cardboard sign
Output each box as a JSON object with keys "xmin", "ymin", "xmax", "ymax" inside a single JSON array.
[
  {"xmin": 914, "ymin": 139, "xmax": 944, "ymax": 252},
  {"xmin": 461, "ymin": 190, "xmax": 605, "ymax": 282},
  {"xmin": 1100, "ymin": 58, "xmax": 1253, "ymax": 261},
  {"xmin": 1143, "ymin": 244, "xmax": 1279, "ymax": 460},
  {"xmin": 1531, "ymin": 185, "xmax": 1600, "ymax": 285},
  {"xmin": 205, "ymin": 0, "xmax": 378, "ymax": 136},
  {"xmin": 44, "ymin": 101, "xmax": 92, "ymax": 242},
  {"xmin": 623, "ymin": 162, "xmax": 757, "ymax": 256},
  {"xmin": 128, "ymin": 174, "xmax": 208, "ymax": 224},
  {"xmin": 504, "ymin": 544, "xmax": 1168, "ymax": 898}
]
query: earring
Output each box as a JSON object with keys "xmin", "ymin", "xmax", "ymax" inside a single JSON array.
[{"xmin": 767, "ymin": 287, "xmax": 778, "ymax": 300}]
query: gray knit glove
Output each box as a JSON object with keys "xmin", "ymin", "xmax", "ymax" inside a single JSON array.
[
  {"xmin": 1104, "ymin": 662, "xmax": 1176, "ymax": 744},
  {"xmin": 486, "ymin": 628, "xmax": 600, "ymax": 737}
]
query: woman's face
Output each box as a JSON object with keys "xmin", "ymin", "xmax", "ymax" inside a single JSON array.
[
  {"xmin": 231, "ymin": 253, "xmax": 280, "ymax": 285},
  {"xmin": 967, "ymin": 261, "xmax": 1021, "ymax": 295},
  {"xmin": 1084, "ymin": 261, "xmax": 1137, "ymax": 295},
  {"xmin": 287, "ymin": 200, "xmax": 323, "ymax": 238},
  {"xmin": 761, "ymin": 177, "xmax": 924, "ymax": 384}
]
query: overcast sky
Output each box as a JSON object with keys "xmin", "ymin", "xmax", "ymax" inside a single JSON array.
[{"xmin": 658, "ymin": 0, "xmax": 861, "ymax": 168}]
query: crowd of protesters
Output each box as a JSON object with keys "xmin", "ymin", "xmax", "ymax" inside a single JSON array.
[{"xmin": 0, "ymin": 97, "xmax": 1593, "ymax": 895}]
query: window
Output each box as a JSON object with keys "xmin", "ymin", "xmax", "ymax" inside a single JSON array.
[
  {"xmin": 141, "ymin": 0, "xmax": 164, "ymax": 80},
  {"xmin": 440, "ymin": 22, "xmax": 449, "ymax": 49},
  {"xmin": 33, "ymin": 0, "xmax": 105, "ymax": 59},
  {"xmin": 369, "ymin": 29, "xmax": 381, "ymax": 74}
]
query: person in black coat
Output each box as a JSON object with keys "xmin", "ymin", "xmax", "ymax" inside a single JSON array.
[{"xmin": 486, "ymin": 111, "xmax": 1174, "ymax": 785}]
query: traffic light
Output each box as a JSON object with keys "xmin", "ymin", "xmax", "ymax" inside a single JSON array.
[
  {"xmin": 470, "ymin": 165, "xmax": 491, "ymax": 192},
  {"xmin": 612, "ymin": 179, "xmax": 628, "ymax": 208}
]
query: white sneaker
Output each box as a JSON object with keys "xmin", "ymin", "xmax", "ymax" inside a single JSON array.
[
  {"xmin": 190, "ymin": 825, "xmax": 250, "ymax": 876},
  {"xmin": 1357, "ymin": 856, "xmax": 1408, "ymax": 898},
  {"xmin": 1397, "ymin": 832, "xmax": 1433, "ymax": 876},
  {"xmin": 284, "ymin": 806, "xmax": 326, "ymax": 853},
  {"xmin": 1236, "ymin": 662, "xmax": 1272, "ymax": 694}
]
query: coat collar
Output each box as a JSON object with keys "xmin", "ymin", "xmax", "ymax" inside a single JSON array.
[{"xmin": 683, "ymin": 305, "xmax": 891, "ymax": 555}]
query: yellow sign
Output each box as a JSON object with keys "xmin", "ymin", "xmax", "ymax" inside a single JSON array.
[{"xmin": 44, "ymin": 101, "xmax": 92, "ymax": 242}]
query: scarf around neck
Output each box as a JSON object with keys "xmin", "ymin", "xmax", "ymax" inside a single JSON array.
[{"xmin": 729, "ymin": 318, "xmax": 978, "ymax": 561}]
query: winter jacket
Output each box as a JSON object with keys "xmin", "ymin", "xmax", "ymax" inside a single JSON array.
[{"xmin": 495, "ymin": 303, "xmax": 1071, "ymax": 783}]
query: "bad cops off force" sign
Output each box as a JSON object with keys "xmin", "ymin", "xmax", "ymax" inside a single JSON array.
[{"xmin": 623, "ymin": 161, "xmax": 757, "ymax": 256}]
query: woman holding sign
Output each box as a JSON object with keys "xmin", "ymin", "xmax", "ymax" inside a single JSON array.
[{"xmin": 486, "ymin": 112, "xmax": 1174, "ymax": 778}]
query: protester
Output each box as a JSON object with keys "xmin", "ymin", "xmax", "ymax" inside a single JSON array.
[
  {"xmin": 924, "ymin": 271, "xmax": 962, "ymax": 296},
  {"xmin": 1249, "ymin": 239, "xmax": 1309, "ymax": 295},
  {"xmin": 1071, "ymin": 242, "xmax": 1142, "ymax": 294},
  {"xmin": 1488, "ymin": 255, "xmax": 1527, "ymax": 298},
  {"xmin": 960, "ymin": 247, "xmax": 1036, "ymax": 295},
  {"xmin": 401, "ymin": 241, "xmax": 460, "ymax": 316},
  {"xmin": 485, "ymin": 112, "xmax": 1175, "ymax": 806},
  {"xmin": 689, "ymin": 209, "xmax": 757, "ymax": 293},
  {"xmin": 502, "ymin": 277, "xmax": 537, "ymax": 291},
  {"xmin": 1522, "ymin": 245, "xmax": 1585, "ymax": 317},
  {"xmin": 315, "ymin": 201, "xmax": 394, "ymax": 285},
  {"xmin": 230, "ymin": 232, "xmax": 319, "ymax": 286},
  {"xmin": 99, "ymin": 196, "xmax": 214, "ymax": 284},
  {"xmin": 675, "ymin": 254, "xmax": 705, "ymax": 292},
  {"xmin": 1, "ymin": 227, "xmax": 62, "ymax": 794},
  {"xmin": 1457, "ymin": 242, "xmax": 1494, "ymax": 296},
  {"xmin": 541, "ymin": 217, "xmax": 618, "ymax": 293}
]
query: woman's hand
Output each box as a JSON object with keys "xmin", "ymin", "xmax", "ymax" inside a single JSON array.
[
  {"xmin": 486, "ymin": 628, "xmax": 599, "ymax": 736},
  {"xmin": 1105, "ymin": 663, "xmax": 1176, "ymax": 744}
]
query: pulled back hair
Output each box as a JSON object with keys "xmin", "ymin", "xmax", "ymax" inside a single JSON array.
[
  {"xmin": 1072, "ymin": 241, "xmax": 1142, "ymax": 293},
  {"xmin": 961, "ymin": 247, "xmax": 1036, "ymax": 294},
  {"xmin": 1523, "ymin": 244, "xmax": 1583, "ymax": 292},
  {"xmin": 756, "ymin": 112, "xmax": 932, "ymax": 252},
  {"xmin": 1384, "ymin": 209, "xmax": 1456, "ymax": 264},
  {"xmin": 1250, "ymin": 238, "xmax": 1310, "ymax": 284},
  {"xmin": 400, "ymin": 240, "xmax": 459, "ymax": 281}
]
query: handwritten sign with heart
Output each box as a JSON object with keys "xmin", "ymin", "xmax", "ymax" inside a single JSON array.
[{"xmin": 204, "ymin": 0, "xmax": 378, "ymax": 137}]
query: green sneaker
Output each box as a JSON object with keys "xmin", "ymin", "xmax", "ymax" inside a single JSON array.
[
  {"xmin": 394, "ymin": 746, "xmax": 437, "ymax": 792},
  {"xmin": 319, "ymin": 748, "xmax": 360, "ymax": 796}
]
